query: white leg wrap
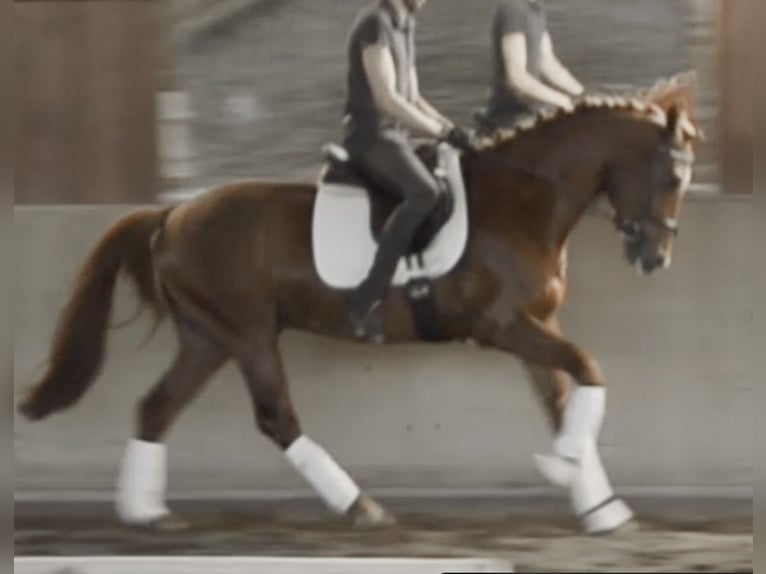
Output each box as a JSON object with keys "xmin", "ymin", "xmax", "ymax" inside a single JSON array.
[
  {"xmin": 535, "ymin": 386, "xmax": 607, "ymax": 487},
  {"xmin": 115, "ymin": 439, "xmax": 171, "ymax": 525},
  {"xmin": 570, "ymin": 438, "xmax": 634, "ymax": 534},
  {"xmin": 553, "ymin": 386, "xmax": 606, "ymax": 460},
  {"xmin": 285, "ymin": 435, "xmax": 361, "ymax": 514}
]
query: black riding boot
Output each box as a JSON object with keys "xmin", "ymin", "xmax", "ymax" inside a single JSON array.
[
  {"xmin": 348, "ymin": 195, "xmax": 436, "ymax": 343},
  {"xmin": 347, "ymin": 230, "xmax": 407, "ymax": 343},
  {"xmin": 348, "ymin": 283, "xmax": 385, "ymax": 344}
]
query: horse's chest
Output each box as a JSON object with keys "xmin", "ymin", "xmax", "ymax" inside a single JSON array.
[
  {"xmin": 530, "ymin": 251, "xmax": 568, "ymax": 318},
  {"xmin": 528, "ymin": 278, "xmax": 565, "ymax": 319}
]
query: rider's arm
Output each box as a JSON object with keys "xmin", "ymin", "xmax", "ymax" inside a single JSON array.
[
  {"xmin": 410, "ymin": 66, "xmax": 454, "ymax": 131},
  {"xmin": 539, "ymin": 32, "xmax": 584, "ymax": 98},
  {"xmin": 362, "ymin": 44, "xmax": 446, "ymax": 138},
  {"xmin": 502, "ymin": 32, "xmax": 574, "ymax": 111}
]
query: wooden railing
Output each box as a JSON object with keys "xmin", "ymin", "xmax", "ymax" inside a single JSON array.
[
  {"xmin": 15, "ymin": 0, "xmax": 162, "ymax": 204},
  {"xmin": 718, "ymin": 0, "xmax": 753, "ymax": 195}
]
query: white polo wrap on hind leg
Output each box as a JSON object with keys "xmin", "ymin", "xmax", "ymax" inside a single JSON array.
[
  {"xmin": 570, "ymin": 437, "xmax": 634, "ymax": 534},
  {"xmin": 115, "ymin": 439, "xmax": 171, "ymax": 525},
  {"xmin": 285, "ymin": 435, "xmax": 361, "ymax": 514}
]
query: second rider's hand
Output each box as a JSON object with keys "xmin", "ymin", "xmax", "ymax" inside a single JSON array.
[{"xmin": 443, "ymin": 125, "xmax": 477, "ymax": 153}]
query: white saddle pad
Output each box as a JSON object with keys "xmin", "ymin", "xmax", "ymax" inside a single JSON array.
[{"xmin": 312, "ymin": 144, "xmax": 469, "ymax": 290}]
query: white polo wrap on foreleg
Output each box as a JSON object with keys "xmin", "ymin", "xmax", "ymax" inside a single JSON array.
[
  {"xmin": 285, "ymin": 435, "xmax": 361, "ymax": 514},
  {"xmin": 536, "ymin": 385, "xmax": 608, "ymax": 487},
  {"xmin": 115, "ymin": 439, "xmax": 171, "ymax": 525},
  {"xmin": 553, "ymin": 385, "xmax": 606, "ymax": 460},
  {"xmin": 570, "ymin": 437, "xmax": 634, "ymax": 534}
]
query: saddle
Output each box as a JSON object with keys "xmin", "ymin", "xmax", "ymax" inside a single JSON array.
[
  {"xmin": 320, "ymin": 143, "xmax": 455, "ymax": 256},
  {"xmin": 312, "ymin": 141, "xmax": 469, "ymax": 341}
]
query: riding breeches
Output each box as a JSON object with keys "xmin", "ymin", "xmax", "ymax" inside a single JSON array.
[{"xmin": 344, "ymin": 129, "xmax": 442, "ymax": 305}]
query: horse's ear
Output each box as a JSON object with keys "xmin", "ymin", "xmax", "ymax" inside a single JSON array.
[
  {"xmin": 665, "ymin": 104, "xmax": 702, "ymax": 143},
  {"xmin": 645, "ymin": 72, "xmax": 701, "ymax": 142},
  {"xmin": 647, "ymin": 71, "xmax": 698, "ymax": 115}
]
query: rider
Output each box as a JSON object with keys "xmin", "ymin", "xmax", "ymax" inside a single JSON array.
[
  {"xmin": 484, "ymin": 0, "xmax": 585, "ymax": 130},
  {"xmin": 342, "ymin": 0, "xmax": 473, "ymax": 341}
]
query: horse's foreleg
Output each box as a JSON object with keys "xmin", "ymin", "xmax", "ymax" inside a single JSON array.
[
  {"xmin": 523, "ymin": 363, "xmax": 570, "ymax": 432},
  {"xmin": 236, "ymin": 331, "xmax": 395, "ymax": 529},
  {"xmin": 476, "ymin": 312, "xmax": 608, "ymax": 488},
  {"xmin": 116, "ymin": 313, "xmax": 228, "ymax": 529},
  {"xmin": 523, "ymin": 354, "xmax": 634, "ymax": 534}
]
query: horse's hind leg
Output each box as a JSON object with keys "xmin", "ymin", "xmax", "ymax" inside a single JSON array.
[
  {"xmin": 235, "ymin": 329, "xmax": 395, "ymax": 529},
  {"xmin": 115, "ymin": 309, "xmax": 228, "ymax": 529},
  {"xmin": 524, "ymin": 359, "xmax": 634, "ymax": 535}
]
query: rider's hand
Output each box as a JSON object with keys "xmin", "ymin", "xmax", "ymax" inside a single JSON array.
[{"xmin": 444, "ymin": 126, "xmax": 477, "ymax": 153}]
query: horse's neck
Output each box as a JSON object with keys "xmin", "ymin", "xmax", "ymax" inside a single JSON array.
[{"xmin": 470, "ymin": 112, "xmax": 617, "ymax": 248}]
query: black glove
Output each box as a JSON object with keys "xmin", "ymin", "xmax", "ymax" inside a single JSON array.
[{"xmin": 444, "ymin": 126, "xmax": 477, "ymax": 153}]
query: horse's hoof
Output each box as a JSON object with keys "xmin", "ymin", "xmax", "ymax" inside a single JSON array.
[
  {"xmin": 534, "ymin": 453, "xmax": 579, "ymax": 488},
  {"xmin": 350, "ymin": 495, "xmax": 397, "ymax": 530},
  {"xmin": 582, "ymin": 499, "xmax": 636, "ymax": 536}
]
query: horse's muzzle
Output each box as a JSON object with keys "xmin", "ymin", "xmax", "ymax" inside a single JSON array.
[
  {"xmin": 623, "ymin": 233, "xmax": 670, "ymax": 275},
  {"xmin": 639, "ymin": 254, "xmax": 669, "ymax": 275}
]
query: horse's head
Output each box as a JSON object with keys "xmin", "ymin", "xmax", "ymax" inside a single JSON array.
[{"xmin": 602, "ymin": 72, "xmax": 703, "ymax": 275}]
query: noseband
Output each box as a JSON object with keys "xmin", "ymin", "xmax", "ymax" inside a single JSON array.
[{"xmin": 615, "ymin": 214, "xmax": 679, "ymax": 238}]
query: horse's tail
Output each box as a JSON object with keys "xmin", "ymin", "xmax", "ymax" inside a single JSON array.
[{"xmin": 18, "ymin": 207, "xmax": 172, "ymax": 422}]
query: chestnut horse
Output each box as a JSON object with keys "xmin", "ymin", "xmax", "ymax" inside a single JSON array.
[{"xmin": 18, "ymin": 74, "xmax": 701, "ymax": 535}]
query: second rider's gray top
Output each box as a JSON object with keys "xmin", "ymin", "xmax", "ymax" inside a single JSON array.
[{"xmin": 487, "ymin": 0, "xmax": 548, "ymax": 119}]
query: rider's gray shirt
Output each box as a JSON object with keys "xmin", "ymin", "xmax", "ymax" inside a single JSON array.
[
  {"xmin": 488, "ymin": 0, "xmax": 548, "ymax": 118},
  {"xmin": 344, "ymin": 0, "xmax": 417, "ymax": 140}
]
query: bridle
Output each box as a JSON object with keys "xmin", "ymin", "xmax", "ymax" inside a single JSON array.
[{"xmin": 611, "ymin": 144, "xmax": 694, "ymax": 241}]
